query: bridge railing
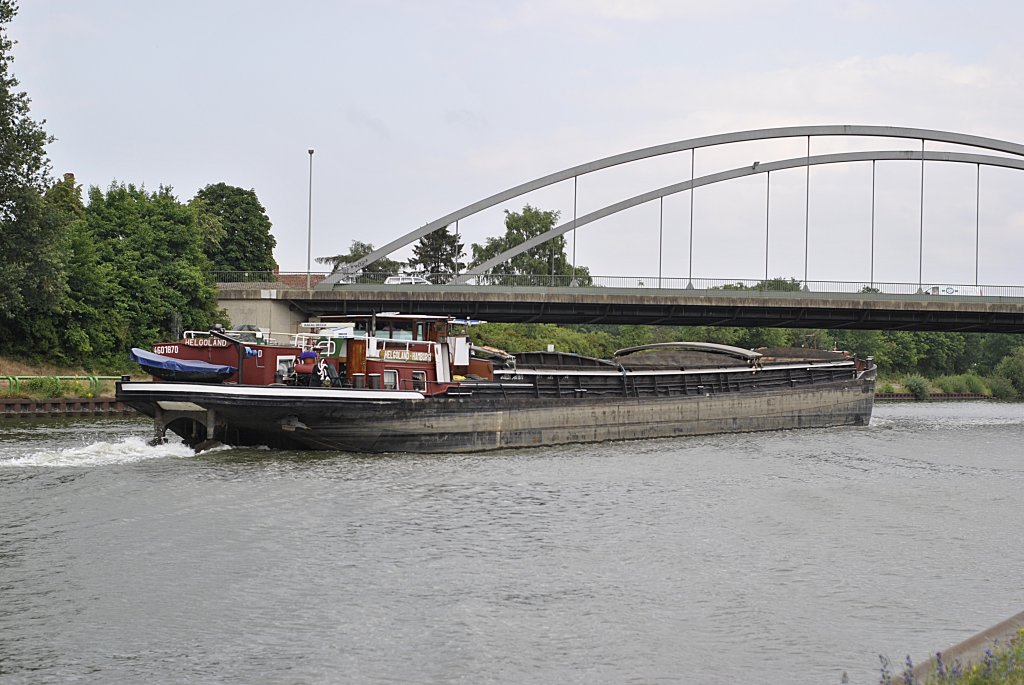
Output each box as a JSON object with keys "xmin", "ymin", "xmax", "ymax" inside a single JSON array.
[{"xmin": 211, "ymin": 271, "xmax": 1024, "ymax": 298}]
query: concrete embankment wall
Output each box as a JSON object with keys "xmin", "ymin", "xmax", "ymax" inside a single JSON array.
[
  {"xmin": 876, "ymin": 392, "xmax": 989, "ymax": 401},
  {"xmin": 907, "ymin": 610, "xmax": 1024, "ymax": 682},
  {"xmin": 0, "ymin": 397, "xmax": 135, "ymax": 418}
]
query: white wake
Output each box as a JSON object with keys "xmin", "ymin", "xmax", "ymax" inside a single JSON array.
[{"xmin": 5, "ymin": 435, "xmax": 198, "ymax": 467}]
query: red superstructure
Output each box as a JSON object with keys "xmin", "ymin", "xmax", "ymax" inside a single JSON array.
[{"xmin": 146, "ymin": 315, "xmax": 490, "ymax": 392}]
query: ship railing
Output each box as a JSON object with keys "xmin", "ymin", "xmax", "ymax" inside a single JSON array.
[
  {"xmin": 182, "ymin": 328, "xmax": 285, "ymax": 345},
  {"xmin": 375, "ymin": 338, "xmax": 434, "ymax": 357},
  {"xmin": 286, "ymin": 332, "xmax": 330, "ymax": 352},
  {"xmin": 181, "ymin": 328, "xmax": 330, "ymax": 347}
]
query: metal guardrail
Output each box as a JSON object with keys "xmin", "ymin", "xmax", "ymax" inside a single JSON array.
[
  {"xmin": 212, "ymin": 271, "xmax": 1024, "ymax": 299},
  {"xmin": 2, "ymin": 375, "xmax": 122, "ymax": 396}
]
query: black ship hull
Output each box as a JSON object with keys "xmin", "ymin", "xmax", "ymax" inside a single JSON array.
[{"xmin": 118, "ymin": 365, "xmax": 875, "ymax": 453}]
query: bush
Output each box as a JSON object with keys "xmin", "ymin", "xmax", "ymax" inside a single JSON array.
[
  {"xmin": 987, "ymin": 375, "xmax": 1018, "ymax": 401},
  {"xmin": 21, "ymin": 377, "xmax": 64, "ymax": 399},
  {"xmin": 935, "ymin": 375, "xmax": 968, "ymax": 394},
  {"xmin": 902, "ymin": 374, "xmax": 931, "ymax": 400},
  {"xmin": 880, "ymin": 382, "xmax": 895, "ymax": 394},
  {"xmin": 964, "ymin": 373, "xmax": 990, "ymax": 396},
  {"xmin": 934, "ymin": 373, "xmax": 990, "ymax": 396},
  {"xmin": 62, "ymin": 381, "xmax": 90, "ymax": 398}
]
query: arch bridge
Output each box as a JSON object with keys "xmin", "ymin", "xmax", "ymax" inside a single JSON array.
[
  {"xmin": 215, "ymin": 124, "xmax": 1024, "ymax": 332},
  {"xmin": 319, "ymin": 125, "xmax": 1024, "ymax": 290}
]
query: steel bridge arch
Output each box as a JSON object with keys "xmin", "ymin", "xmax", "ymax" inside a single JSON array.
[
  {"xmin": 457, "ymin": 150, "xmax": 1024, "ymax": 282},
  {"xmin": 322, "ymin": 125, "xmax": 1024, "ymax": 285}
]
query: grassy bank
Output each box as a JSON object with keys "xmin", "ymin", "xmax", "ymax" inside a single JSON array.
[
  {"xmin": 878, "ymin": 372, "xmax": 1017, "ymax": 401},
  {"xmin": 0, "ymin": 356, "xmax": 128, "ymax": 399}
]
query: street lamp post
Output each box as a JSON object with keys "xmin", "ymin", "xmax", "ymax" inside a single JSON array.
[{"xmin": 306, "ymin": 148, "xmax": 314, "ymax": 290}]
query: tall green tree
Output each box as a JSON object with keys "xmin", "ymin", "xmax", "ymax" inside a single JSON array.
[
  {"xmin": 187, "ymin": 195, "xmax": 227, "ymax": 258},
  {"xmin": 0, "ymin": 0, "xmax": 64, "ymax": 358},
  {"xmin": 408, "ymin": 225, "xmax": 464, "ymax": 280},
  {"xmin": 85, "ymin": 183, "xmax": 221, "ymax": 349},
  {"xmin": 469, "ymin": 205, "xmax": 592, "ymax": 285},
  {"xmin": 193, "ymin": 183, "xmax": 277, "ymax": 272},
  {"xmin": 317, "ymin": 240, "xmax": 403, "ymax": 282},
  {"xmin": 43, "ymin": 174, "xmax": 124, "ymax": 367},
  {"xmin": 963, "ymin": 332, "xmax": 1021, "ymax": 375}
]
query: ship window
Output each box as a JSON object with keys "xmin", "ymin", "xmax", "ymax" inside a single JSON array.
[
  {"xmin": 383, "ymin": 369, "xmax": 398, "ymax": 390},
  {"xmin": 412, "ymin": 370, "xmax": 427, "ymax": 391}
]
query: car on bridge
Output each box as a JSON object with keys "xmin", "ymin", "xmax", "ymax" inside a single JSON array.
[
  {"xmin": 384, "ymin": 275, "xmax": 432, "ymax": 285},
  {"xmin": 926, "ymin": 285, "xmax": 983, "ymax": 296}
]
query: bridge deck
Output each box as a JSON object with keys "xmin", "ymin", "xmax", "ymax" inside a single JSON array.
[{"xmin": 217, "ymin": 284, "xmax": 1024, "ymax": 333}]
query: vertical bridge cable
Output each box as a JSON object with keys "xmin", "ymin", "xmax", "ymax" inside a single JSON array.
[
  {"xmin": 572, "ymin": 176, "xmax": 577, "ymax": 284},
  {"xmin": 918, "ymin": 139, "xmax": 925, "ymax": 292},
  {"xmin": 871, "ymin": 160, "xmax": 876, "ymax": 288},
  {"xmin": 688, "ymin": 149, "xmax": 695, "ymax": 288},
  {"xmin": 804, "ymin": 136, "xmax": 810, "ymax": 287},
  {"xmin": 975, "ymin": 163, "xmax": 980, "ymax": 287},
  {"xmin": 658, "ymin": 195, "xmax": 664, "ymax": 287},
  {"xmin": 765, "ymin": 170, "xmax": 771, "ymax": 282}
]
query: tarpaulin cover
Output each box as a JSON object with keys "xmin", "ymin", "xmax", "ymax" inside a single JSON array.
[{"xmin": 130, "ymin": 347, "xmax": 237, "ymax": 374}]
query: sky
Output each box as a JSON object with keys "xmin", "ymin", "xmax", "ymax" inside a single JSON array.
[{"xmin": 13, "ymin": 1, "xmax": 1024, "ymax": 286}]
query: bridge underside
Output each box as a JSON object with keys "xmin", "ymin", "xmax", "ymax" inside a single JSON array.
[{"xmin": 221, "ymin": 287, "xmax": 1024, "ymax": 333}]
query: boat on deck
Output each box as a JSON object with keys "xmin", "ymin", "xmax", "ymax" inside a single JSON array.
[
  {"xmin": 129, "ymin": 347, "xmax": 237, "ymax": 383},
  {"xmin": 116, "ymin": 314, "xmax": 876, "ymax": 453}
]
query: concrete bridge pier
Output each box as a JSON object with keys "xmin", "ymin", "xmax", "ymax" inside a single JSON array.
[{"xmin": 218, "ymin": 291, "xmax": 305, "ymax": 333}]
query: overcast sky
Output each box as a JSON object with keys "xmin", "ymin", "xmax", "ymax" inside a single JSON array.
[{"xmin": 14, "ymin": 1, "xmax": 1024, "ymax": 286}]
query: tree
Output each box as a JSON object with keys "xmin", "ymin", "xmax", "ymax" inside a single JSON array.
[
  {"xmin": 719, "ymin": 277, "xmax": 802, "ymax": 292},
  {"xmin": 0, "ymin": 1, "xmax": 65, "ymax": 359},
  {"xmin": 963, "ymin": 333, "xmax": 1021, "ymax": 375},
  {"xmin": 43, "ymin": 174, "xmax": 124, "ymax": 367},
  {"xmin": 469, "ymin": 205, "xmax": 592, "ymax": 285},
  {"xmin": 317, "ymin": 240, "xmax": 403, "ymax": 282},
  {"xmin": 187, "ymin": 195, "xmax": 227, "ymax": 258},
  {"xmin": 995, "ymin": 346, "xmax": 1024, "ymax": 397},
  {"xmin": 192, "ymin": 183, "xmax": 276, "ymax": 273},
  {"xmin": 471, "ymin": 322, "xmax": 617, "ymax": 358},
  {"xmin": 914, "ymin": 332, "xmax": 967, "ymax": 376},
  {"xmin": 408, "ymin": 225, "xmax": 464, "ymax": 280},
  {"xmin": 85, "ymin": 183, "xmax": 221, "ymax": 350}
]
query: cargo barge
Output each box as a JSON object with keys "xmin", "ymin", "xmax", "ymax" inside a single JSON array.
[{"xmin": 116, "ymin": 314, "xmax": 876, "ymax": 453}]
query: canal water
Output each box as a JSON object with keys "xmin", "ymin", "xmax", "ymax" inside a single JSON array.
[{"xmin": 1, "ymin": 402, "xmax": 1022, "ymax": 684}]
